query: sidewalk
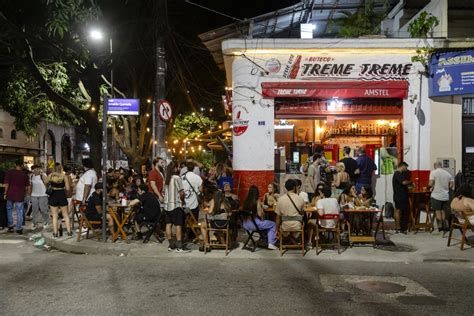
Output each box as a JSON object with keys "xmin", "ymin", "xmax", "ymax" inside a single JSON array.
[{"xmin": 37, "ymin": 229, "xmax": 474, "ymax": 263}]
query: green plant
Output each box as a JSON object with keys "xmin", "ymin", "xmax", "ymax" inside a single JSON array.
[
  {"xmin": 0, "ymin": 161, "xmax": 15, "ymax": 171},
  {"xmin": 408, "ymin": 12, "xmax": 440, "ymax": 68},
  {"xmin": 329, "ymin": 0, "xmax": 388, "ymax": 37},
  {"xmin": 408, "ymin": 11, "xmax": 439, "ymax": 38}
]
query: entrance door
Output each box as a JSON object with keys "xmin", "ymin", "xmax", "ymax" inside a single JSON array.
[{"xmin": 462, "ymin": 98, "xmax": 474, "ymax": 183}]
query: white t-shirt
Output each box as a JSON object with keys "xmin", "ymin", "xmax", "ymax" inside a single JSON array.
[
  {"xmin": 164, "ymin": 175, "xmax": 184, "ymax": 211},
  {"xmin": 75, "ymin": 169, "xmax": 98, "ymax": 202},
  {"xmin": 31, "ymin": 175, "xmax": 47, "ymax": 197},
  {"xmin": 299, "ymin": 191, "xmax": 309, "ymax": 204},
  {"xmin": 182, "ymin": 171, "xmax": 202, "ymax": 209},
  {"xmin": 316, "ymin": 197, "xmax": 340, "ymax": 228},
  {"xmin": 429, "ymin": 168, "xmax": 452, "ymax": 201}
]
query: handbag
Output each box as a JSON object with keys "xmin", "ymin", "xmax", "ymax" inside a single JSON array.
[{"xmin": 46, "ymin": 183, "xmax": 53, "ymax": 196}]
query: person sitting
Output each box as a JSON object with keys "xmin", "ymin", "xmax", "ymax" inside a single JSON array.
[
  {"xmin": 108, "ymin": 179, "xmax": 120, "ymax": 201},
  {"xmin": 450, "ymin": 183, "xmax": 474, "ymax": 226},
  {"xmin": 263, "ymin": 183, "xmax": 279, "ymax": 209},
  {"xmin": 339, "ymin": 184, "xmax": 360, "ymax": 208},
  {"xmin": 316, "ymin": 186, "xmax": 341, "ymax": 229},
  {"xmin": 242, "ymin": 185, "xmax": 278, "ymax": 250},
  {"xmin": 358, "ymin": 185, "xmax": 374, "ymax": 208},
  {"xmin": 333, "ymin": 162, "xmax": 350, "ymax": 190},
  {"xmin": 275, "ymin": 179, "xmax": 305, "ymax": 242},
  {"xmin": 84, "ymin": 182, "xmax": 115, "ymax": 237},
  {"xmin": 310, "ymin": 183, "xmax": 326, "ymax": 207},
  {"xmin": 199, "ymin": 190, "xmax": 231, "ymax": 252},
  {"xmin": 129, "ymin": 184, "xmax": 161, "ymax": 240},
  {"xmin": 295, "ymin": 179, "xmax": 309, "ymax": 204}
]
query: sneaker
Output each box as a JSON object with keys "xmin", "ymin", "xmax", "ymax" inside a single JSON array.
[
  {"xmin": 168, "ymin": 245, "xmax": 176, "ymax": 252},
  {"xmin": 304, "ymin": 243, "xmax": 313, "ymax": 250},
  {"xmin": 67, "ymin": 232, "xmax": 73, "ymax": 238},
  {"xmin": 268, "ymin": 243, "xmax": 279, "ymax": 250},
  {"xmin": 31, "ymin": 223, "xmax": 38, "ymax": 230},
  {"xmin": 175, "ymin": 246, "xmax": 192, "ymax": 253},
  {"xmin": 7, "ymin": 226, "xmax": 14, "ymax": 233},
  {"xmin": 16, "ymin": 229, "xmax": 23, "ymax": 235},
  {"xmin": 0, "ymin": 226, "xmax": 5, "ymax": 231},
  {"xmin": 52, "ymin": 233, "xmax": 59, "ymax": 240},
  {"xmin": 43, "ymin": 223, "xmax": 50, "ymax": 230}
]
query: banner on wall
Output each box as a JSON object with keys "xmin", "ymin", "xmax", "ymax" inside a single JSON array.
[{"xmin": 429, "ymin": 50, "xmax": 474, "ymax": 97}]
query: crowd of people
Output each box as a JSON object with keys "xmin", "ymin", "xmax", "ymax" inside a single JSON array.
[{"xmin": 0, "ymin": 145, "xmax": 471, "ymax": 253}]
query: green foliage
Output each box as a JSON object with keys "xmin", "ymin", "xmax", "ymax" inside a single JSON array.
[
  {"xmin": 0, "ymin": 161, "xmax": 15, "ymax": 171},
  {"xmin": 408, "ymin": 12, "xmax": 439, "ymax": 68},
  {"xmin": 0, "ymin": 63, "xmax": 86, "ymax": 136},
  {"xmin": 329, "ymin": 0, "xmax": 387, "ymax": 37},
  {"xmin": 408, "ymin": 11, "xmax": 439, "ymax": 38},
  {"xmin": 170, "ymin": 113, "xmax": 217, "ymax": 140},
  {"xmin": 45, "ymin": 0, "xmax": 101, "ymax": 39},
  {"xmin": 192, "ymin": 151, "xmax": 213, "ymax": 170}
]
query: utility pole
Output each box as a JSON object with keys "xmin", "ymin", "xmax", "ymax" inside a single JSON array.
[{"xmin": 153, "ymin": 0, "xmax": 167, "ymax": 160}]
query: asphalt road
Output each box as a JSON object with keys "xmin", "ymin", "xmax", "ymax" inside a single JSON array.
[{"xmin": 1, "ymin": 240, "xmax": 473, "ymax": 315}]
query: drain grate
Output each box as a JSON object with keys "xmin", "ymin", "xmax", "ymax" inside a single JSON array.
[{"xmin": 356, "ymin": 281, "xmax": 406, "ymax": 294}]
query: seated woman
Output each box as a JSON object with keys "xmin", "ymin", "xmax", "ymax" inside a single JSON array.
[
  {"xmin": 450, "ymin": 183, "xmax": 474, "ymax": 225},
  {"xmin": 108, "ymin": 179, "xmax": 120, "ymax": 201},
  {"xmin": 263, "ymin": 183, "xmax": 279, "ymax": 209},
  {"xmin": 223, "ymin": 182, "xmax": 239, "ymax": 244},
  {"xmin": 358, "ymin": 185, "xmax": 374, "ymax": 208},
  {"xmin": 199, "ymin": 190, "xmax": 231, "ymax": 252},
  {"xmin": 306, "ymin": 184, "xmax": 330, "ymax": 248},
  {"xmin": 339, "ymin": 184, "xmax": 360, "ymax": 208},
  {"xmin": 242, "ymin": 185, "xmax": 278, "ymax": 250}
]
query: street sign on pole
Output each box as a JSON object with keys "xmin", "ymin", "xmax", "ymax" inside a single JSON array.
[
  {"xmin": 158, "ymin": 100, "xmax": 172, "ymax": 121},
  {"xmin": 107, "ymin": 99, "xmax": 140, "ymax": 115}
]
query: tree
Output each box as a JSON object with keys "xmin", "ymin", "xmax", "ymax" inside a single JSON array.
[
  {"xmin": 329, "ymin": 0, "xmax": 388, "ymax": 38},
  {"xmin": 169, "ymin": 113, "xmax": 217, "ymax": 140}
]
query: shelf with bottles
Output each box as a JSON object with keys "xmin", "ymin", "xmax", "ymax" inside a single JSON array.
[{"xmin": 322, "ymin": 122, "xmax": 398, "ymax": 140}]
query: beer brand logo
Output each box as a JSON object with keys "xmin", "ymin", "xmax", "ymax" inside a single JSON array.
[
  {"xmin": 233, "ymin": 105, "xmax": 249, "ymax": 136},
  {"xmin": 265, "ymin": 58, "xmax": 281, "ymax": 73}
]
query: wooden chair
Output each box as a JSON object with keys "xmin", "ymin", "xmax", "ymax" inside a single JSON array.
[
  {"xmin": 279, "ymin": 218, "xmax": 305, "ymax": 256},
  {"xmin": 204, "ymin": 214, "xmax": 231, "ymax": 255},
  {"xmin": 315, "ymin": 214, "xmax": 341, "ymax": 255},
  {"xmin": 447, "ymin": 209, "xmax": 474, "ymax": 250},
  {"xmin": 71, "ymin": 199, "xmax": 83, "ymax": 230},
  {"xmin": 185, "ymin": 211, "xmax": 202, "ymax": 242},
  {"xmin": 76, "ymin": 204, "xmax": 102, "ymax": 242}
]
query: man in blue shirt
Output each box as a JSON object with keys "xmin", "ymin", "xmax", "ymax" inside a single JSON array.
[{"xmin": 355, "ymin": 147, "xmax": 377, "ymax": 193}]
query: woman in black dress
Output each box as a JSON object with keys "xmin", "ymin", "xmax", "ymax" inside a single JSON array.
[{"xmin": 47, "ymin": 163, "xmax": 72, "ymax": 239}]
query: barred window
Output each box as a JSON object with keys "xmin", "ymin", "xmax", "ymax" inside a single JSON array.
[{"xmin": 463, "ymin": 98, "xmax": 474, "ymax": 115}]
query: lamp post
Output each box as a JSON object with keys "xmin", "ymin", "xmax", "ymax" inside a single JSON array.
[{"xmin": 90, "ymin": 29, "xmax": 113, "ymax": 242}]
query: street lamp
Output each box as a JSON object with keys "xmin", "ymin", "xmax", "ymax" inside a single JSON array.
[{"xmin": 89, "ymin": 28, "xmax": 113, "ymax": 242}]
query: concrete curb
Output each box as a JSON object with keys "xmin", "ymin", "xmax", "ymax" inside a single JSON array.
[{"xmin": 42, "ymin": 233, "xmax": 130, "ymax": 256}]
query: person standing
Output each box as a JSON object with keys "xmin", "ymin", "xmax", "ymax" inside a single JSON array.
[
  {"xmin": 4, "ymin": 160, "xmax": 30, "ymax": 234},
  {"xmin": 181, "ymin": 161, "xmax": 203, "ymax": 221},
  {"xmin": 340, "ymin": 146, "xmax": 359, "ymax": 183},
  {"xmin": 0, "ymin": 170, "xmax": 7, "ymax": 230},
  {"xmin": 302, "ymin": 154, "xmax": 322, "ymax": 202},
  {"xmin": 75, "ymin": 158, "xmax": 97, "ymax": 205},
  {"xmin": 148, "ymin": 157, "xmax": 165, "ymax": 204},
  {"xmin": 164, "ymin": 161, "xmax": 191, "ymax": 253},
  {"xmin": 355, "ymin": 147, "xmax": 377, "ymax": 193},
  {"xmin": 46, "ymin": 163, "xmax": 72, "ymax": 239},
  {"xmin": 428, "ymin": 162, "xmax": 454, "ymax": 234},
  {"xmin": 30, "ymin": 165, "xmax": 50, "ymax": 230},
  {"xmin": 392, "ymin": 162, "xmax": 412, "ymax": 234}
]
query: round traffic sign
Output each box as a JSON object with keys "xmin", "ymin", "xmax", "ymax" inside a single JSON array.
[{"xmin": 158, "ymin": 100, "xmax": 172, "ymax": 122}]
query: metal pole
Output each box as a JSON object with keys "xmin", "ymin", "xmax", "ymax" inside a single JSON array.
[
  {"xmin": 102, "ymin": 96, "xmax": 108, "ymax": 242},
  {"xmin": 154, "ymin": 1, "xmax": 167, "ymax": 159},
  {"xmin": 152, "ymin": 100, "xmax": 156, "ymax": 158},
  {"xmin": 101, "ymin": 38, "xmax": 112, "ymax": 241}
]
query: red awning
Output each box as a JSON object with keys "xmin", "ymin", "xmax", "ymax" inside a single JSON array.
[{"xmin": 261, "ymin": 80, "xmax": 408, "ymax": 99}]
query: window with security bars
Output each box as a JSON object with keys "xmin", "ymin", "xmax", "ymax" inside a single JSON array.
[{"xmin": 463, "ymin": 98, "xmax": 474, "ymax": 115}]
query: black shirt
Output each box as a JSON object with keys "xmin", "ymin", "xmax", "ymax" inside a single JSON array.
[
  {"xmin": 393, "ymin": 170, "xmax": 411, "ymax": 202},
  {"xmin": 138, "ymin": 192, "xmax": 160, "ymax": 220},
  {"xmin": 340, "ymin": 157, "xmax": 358, "ymax": 182},
  {"xmin": 86, "ymin": 192, "xmax": 102, "ymax": 218}
]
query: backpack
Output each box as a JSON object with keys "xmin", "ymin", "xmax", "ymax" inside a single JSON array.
[{"xmin": 383, "ymin": 202, "xmax": 394, "ymax": 219}]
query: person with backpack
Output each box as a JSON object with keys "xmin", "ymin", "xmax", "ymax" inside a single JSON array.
[{"xmin": 181, "ymin": 161, "xmax": 203, "ymax": 222}]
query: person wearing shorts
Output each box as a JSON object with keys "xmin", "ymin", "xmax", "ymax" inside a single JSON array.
[
  {"xmin": 164, "ymin": 161, "xmax": 190, "ymax": 253},
  {"xmin": 428, "ymin": 162, "xmax": 453, "ymax": 234}
]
